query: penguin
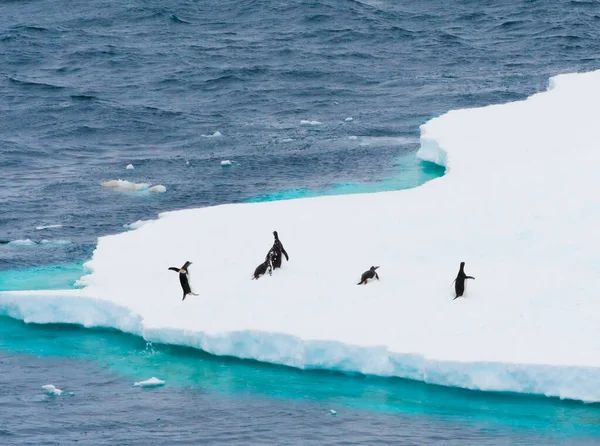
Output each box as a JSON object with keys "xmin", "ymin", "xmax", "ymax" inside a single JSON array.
[
  {"xmin": 357, "ymin": 266, "xmax": 380, "ymax": 285},
  {"xmin": 252, "ymin": 252, "xmax": 273, "ymax": 280},
  {"xmin": 270, "ymin": 230, "xmax": 289, "ymax": 269},
  {"xmin": 453, "ymin": 261, "xmax": 475, "ymax": 300},
  {"xmin": 168, "ymin": 261, "xmax": 198, "ymax": 301}
]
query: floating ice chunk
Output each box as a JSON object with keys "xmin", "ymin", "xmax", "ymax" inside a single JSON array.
[
  {"xmin": 300, "ymin": 120, "xmax": 322, "ymax": 126},
  {"xmin": 281, "ymin": 138, "xmax": 294, "ymax": 142},
  {"xmin": 8, "ymin": 239, "xmax": 36, "ymax": 247},
  {"xmin": 101, "ymin": 180, "xmax": 150, "ymax": 191},
  {"xmin": 36, "ymin": 224, "xmax": 62, "ymax": 230},
  {"xmin": 42, "ymin": 384, "xmax": 63, "ymax": 396},
  {"xmin": 201, "ymin": 131, "xmax": 222, "ymax": 138},
  {"xmin": 133, "ymin": 377, "xmax": 165, "ymax": 388},
  {"xmin": 348, "ymin": 136, "xmax": 358, "ymax": 140},
  {"xmin": 186, "ymin": 160, "xmax": 190, "ymax": 166},
  {"xmin": 221, "ymin": 160, "xmax": 232, "ymax": 167},
  {"xmin": 329, "ymin": 409, "xmax": 337, "ymax": 416},
  {"xmin": 148, "ymin": 185, "xmax": 167, "ymax": 193},
  {"xmin": 40, "ymin": 240, "xmax": 72, "ymax": 246},
  {"xmin": 123, "ymin": 220, "xmax": 153, "ymax": 230},
  {"xmin": 344, "ymin": 117, "xmax": 353, "ymax": 122},
  {"xmin": 126, "ymin": 164, "xmax": 134, "ymax": 170}
]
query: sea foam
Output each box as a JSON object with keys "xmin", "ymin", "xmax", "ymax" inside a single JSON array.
[{"xmin": 3, "ymin": 70, "xmax": 600, "ymax": 403}]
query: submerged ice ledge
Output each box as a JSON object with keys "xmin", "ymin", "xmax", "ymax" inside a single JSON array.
[
  {"xmin": 3, "ymin": 70, "xmax": 600, "ymax": 403},
  {"xmin": 1, "ymin": 290, "xmax": 598, "ymax": 402}
]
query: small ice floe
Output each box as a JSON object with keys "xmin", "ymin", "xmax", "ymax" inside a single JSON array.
[
  {"xmin": 40, "ymin": 239, "xmax": 72, "ymax": 246},
  {"xmin": 101, "ymin": 180, "xmax": 166, "ymax": 193},
  {"xmin": 186, "ymin": 160, "xmax": 190, "ymax": 166},
  {"xmin": 126, "ymin": 164, "xmax": 134, "ymax": 170},
  {"xmin": 281, "ymin": 138, "xmax": 294, "ymax": 142},
  {"xmin": 329, "ymin": 409, "xmax": 337, "ymax": 416},
  {"xmin": 348, "ymin": 136, "xmax": 358, "ymax": 140},
  {"xmin": 201, "ymin": 131, "xmax": 222, "ymax": 138},
  {"xmin": 221, "ymin": 160, "xmax": 232, "ymax": 167},
  {"xmin": 36, "ymin": 224, "xmax": 62, "ymax": 230},
  {"xmin": 41, "ymin": 384, "xmax": 63, "ymax": 396},
  {"xmin": 101, "ymin": 179, "xmax": 151, "ymax": 191},
  {"xmin": 123, "ymin": 220, "xmax": 152, "ymax": 230},
  {"xmin": 8, "ymin": 239, "xmax": 36, "ymax": 247},
  {"xmin": 148, "ymin": 185, "xmax": 167, "ymax": 193},
  {"xmin": 344, "ymin": 117, "xmax": 353, "ymax": 122},
  {"xmin": 133, "ymin": 377, "xmax": 165, "ymax": 388},
  {"xmin": 300, "ymin": 120, "xmax": 322, "ymax": 126}
]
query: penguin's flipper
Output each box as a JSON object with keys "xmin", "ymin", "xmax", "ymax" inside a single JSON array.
[
  {"xmin": 466, "ymin": 276, "xmax": 475, "ymax": 280},
  {"xmin": 168, "ymin": 267, "xmax": 180, "ymax": 272},
  {"xmin": 375, "ymin": 273, "xmax": 380, "ymax": 280},
  {"xmin": 453, "ymin": 295, "xmax": 460, "ymax": 300}
]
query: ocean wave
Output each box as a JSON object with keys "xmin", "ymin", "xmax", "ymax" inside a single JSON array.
[{"xmin": 36, "ymin": 224, "xmax": 63, "ymax": 230}]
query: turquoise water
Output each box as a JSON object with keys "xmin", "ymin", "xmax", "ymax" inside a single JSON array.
[
  {"xmin": 0, "ymin": 262, "xmax": 85, "ymax": 291},
  {"xmin": 248, "ymin": 158, "xmax": 445, "ymax": 202},
  {"xmin": 1, "ymin": 314, "xmax": 599, "ymax": 441}
]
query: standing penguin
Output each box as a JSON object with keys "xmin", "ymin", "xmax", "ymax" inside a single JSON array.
[
  {"xmin": 453, "ymin": 262, "xmax": 475, "ymax": 300},
  {"xmin": 269, "ymin": 231, "xmax": 289, "ymax": 269},
  {"xmin": 168, "ymin": 261, "xmax": 198, "ymax": 301},
  {"xmin": 357, "ymin": 266, "xmax": 380, "ymax": 285}
]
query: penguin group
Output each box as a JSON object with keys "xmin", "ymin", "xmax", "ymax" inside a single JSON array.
[
  {"xmin": 253, "ymin": 231, "xmax": 289, "ymax": 279},
  {"xmin": 169, "ymin": 230, "xmax": 475, "ymax": 301}
]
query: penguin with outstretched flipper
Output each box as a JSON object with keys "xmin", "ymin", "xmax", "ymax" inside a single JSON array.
[
  {"xmin": 168, "ymin": 261, "xmax": 198, "ymax": 300},
  {"xmin": 453, "ymin": 262, "xmax": 475, "ymax": 300},
  {"xmin": 357, "ymin": 266, "xmax": 380, "ymax": 285}
]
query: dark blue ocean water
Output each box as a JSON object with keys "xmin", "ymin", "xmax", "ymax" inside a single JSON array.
[{"xmin": 2, "ymin": 0, "xmax": 600, "ymax": 443}]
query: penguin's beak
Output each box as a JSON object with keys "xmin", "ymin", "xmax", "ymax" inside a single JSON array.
[{"xmin": 375, "ymin": 266, "xmax": 380, "ymax": 269}]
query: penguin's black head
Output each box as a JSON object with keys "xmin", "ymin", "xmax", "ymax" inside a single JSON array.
[
  {"xmin": 183, "ymin": 261, "xmax": 193, "ymax": 269},
  {"xmin": 371, "ymin": 266, "xmax": 379, "ymax": 271},
  {"xmin": 273, "ymin": 231, "xmax": 279, "ymax": 239},
  {"xmin": 460, "ymin": 262, "xmax": 465, "ymax": 268}
]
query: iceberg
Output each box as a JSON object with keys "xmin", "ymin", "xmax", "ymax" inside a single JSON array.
[{"xmin": 3, "ymin": 70, "xmax": 600, "ymax": 402}]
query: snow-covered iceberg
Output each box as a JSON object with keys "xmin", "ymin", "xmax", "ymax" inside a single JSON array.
[{"xmin": 2, "ymin": 70, "xmax": 600, "ymax": 402}]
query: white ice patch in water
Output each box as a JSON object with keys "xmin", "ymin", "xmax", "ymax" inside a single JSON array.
[
  {"xmin": 126, "ymin": 164, "xmax": 134, "ymax": 170},
  {"xmin": 281, "ymin": 138, "xmax": 294, "ymax": 142},
  {"xmin": 344, "ymin": 117, "xmax": 353, "ymax": 122},
  {"xmin": 101, "ymin": 180, "xmax": 151, "ymax": 191},
  {"xmin": 148, "ymin": 185, "xmax": 167, "ymax": 193},
  {"xmin": 41, "ymin": 384, "xmax": 63, "ymax": 396},
  {"xmin": 133, "ymin": 377, "xmax": 165, "ymax": 388},
  {"xmin": 201, "ymin": 131, "xmax": 222, "ymax": 138},
  {"xmin": 123, "ymin": 220, "xmax": 153, "ymax": 230},
  {"xmin": 40, "ymin": 240, "xmax": 72, "ymax": 246},
  {"xmin": 221, "ymin": 160, "xmax": 232, "ymax": 166},
  {"xmin": 35, "ymin": 224, "xmax": 63, "ymax": 230},
  {"xmin": 7, "ymin": 239, "xmax": 36, "ymax": 247},
  {"xmin": 348, "ymin": 136, "xmax": 358, "ymax": 140},
  {"xmin": 300, "ymin": 120, "xmax": 322, "ymax": 126},
  {"xmin": 6, "ymin": 70, "xmax": 600, "ymax": 403},
  {"xmin": 101, "ymin": 180, "xmax": 166, "ymax": 193}
]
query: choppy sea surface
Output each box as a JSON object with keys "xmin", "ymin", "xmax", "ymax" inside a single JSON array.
[{"xmin": 2, "ymin": 0, "xmax": 600, "ymax": 443}]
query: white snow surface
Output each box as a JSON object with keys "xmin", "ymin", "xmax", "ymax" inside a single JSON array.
[
  {"xmin": 3, "ymin": 71, "xmax": 600, "ymax": 402},
  {"xmin": 133, "ymin": 377, "xmax": 165, "ymax": 388}
]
